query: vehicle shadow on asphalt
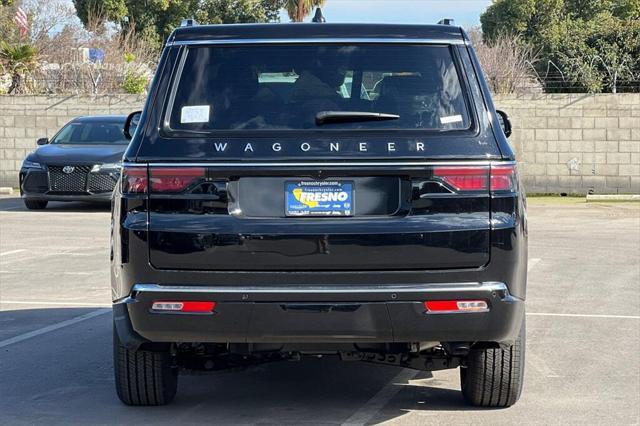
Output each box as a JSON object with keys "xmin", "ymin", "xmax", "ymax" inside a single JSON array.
[
  {"xmin": 0, "ymin": 308, "xmax": 490, "ymax": 423},
  {"xmin": 0, "ymin": 306, "xmax": 109, "ymax": 342},
  {"xmin": 0, "ymin": 197, "xmax": 110, "ymax": 213},
  {"xmin": 169, "ymin": 365, "xmax": 484, "ymax": 421},
  {"xmin": 372, "ymin": 383, "xmax": 499, "ymax": 420}
]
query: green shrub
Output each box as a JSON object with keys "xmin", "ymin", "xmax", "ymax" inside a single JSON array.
[{"xmin": 122, "ymin": 70, "xmax": 148, "ymax": 94}]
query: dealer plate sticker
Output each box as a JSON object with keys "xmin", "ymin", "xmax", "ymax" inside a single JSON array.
[{"xmin": 285, "ymin": 181, "xmax": 354, "ymax": 216}]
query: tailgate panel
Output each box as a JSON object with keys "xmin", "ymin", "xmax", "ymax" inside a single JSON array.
[
  {"xmin": 148, "ymin": 166, "xmax": 491, "ymax": 271},
  {"xmin": 149, "ymin": 224, "xmax": 489, "ymax": 270}
]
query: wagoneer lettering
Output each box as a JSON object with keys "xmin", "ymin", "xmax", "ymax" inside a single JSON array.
[
  {"xmin": 201, "ymin": 140, "xmax": 436, "ymax": 156},
  {"xmin": 111, "ymin": 22, "xmax": 526, "ymax": 408}
]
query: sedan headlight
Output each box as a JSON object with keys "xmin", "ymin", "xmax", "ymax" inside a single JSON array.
[
  {"xmin": 22, "ymin": 159, "xmax": 42, "ymax": 169},
  {"xmin": 91, "ymin": 163, "xmax": 122, "ymax": 172}
]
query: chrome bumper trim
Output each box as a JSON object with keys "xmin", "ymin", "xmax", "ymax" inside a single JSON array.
[{"xmin": 131, "ymin": 282, "xmax": 508, "ymax": 295}]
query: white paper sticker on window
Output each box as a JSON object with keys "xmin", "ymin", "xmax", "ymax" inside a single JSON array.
[
  {"xmin": 440, "ymin": 115, "xmax": 463, "ymax": 124},
  {"xmin": 181, "ymin": 105, "xmax": 210, "ymax": 123}
]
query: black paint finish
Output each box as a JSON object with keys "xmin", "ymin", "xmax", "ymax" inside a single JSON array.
[
  {"xmin": 168, "ymin": 23, "xmax": 466, "ymax": 44},
  {"xmin": 111, "ymin": 23, "xmax": 527, "ymax": 349}
]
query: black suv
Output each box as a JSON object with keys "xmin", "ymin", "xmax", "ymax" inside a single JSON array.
[{"xmin": 111, "ymin": 22, "xmax": 527, "ymax": 408}]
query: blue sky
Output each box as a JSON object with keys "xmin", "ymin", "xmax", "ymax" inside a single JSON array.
[
  {"xmin": 279, "ymin": 0, "xmax": 494, "ymax": 28},
  {"xmin": 53, "ymin": 0, "xmax": 493, "ymax": 30}
]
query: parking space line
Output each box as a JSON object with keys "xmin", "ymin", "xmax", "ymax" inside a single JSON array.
[
  {"xmin": 0, "ymin": 308, "xmax": 110, "ymax": 348},
  {"xmin": 0, "ymin": 249, "xmax": 27, "ymax": 256},
  {"xmin": 341, "ymin": 368, "xmax": 420, "ymax": 426},
  {"xmin": 527, "ymin": 312, "xmax": 639, "ymax": 319},
  {"xmin": 0, "ymin": 248, "xmax": 104, "ymax": 265},
  {"xmin": 1, "ymin": 300, "xmax": 111, "ymax": 307}
]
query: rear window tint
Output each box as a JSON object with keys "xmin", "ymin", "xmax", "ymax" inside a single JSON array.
[{"xmin": 166, "ymin": 44, "xmax": 471, "ymax": 132}]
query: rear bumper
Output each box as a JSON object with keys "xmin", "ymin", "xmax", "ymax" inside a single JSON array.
[{"xmin": 115, "ymin": 282, "xmax": 524, "ymax": 348}]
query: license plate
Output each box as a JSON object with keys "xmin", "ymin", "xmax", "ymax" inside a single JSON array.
[{"xmin": 285, "ymin": 181, "xmax": 354, "ymax": 217}]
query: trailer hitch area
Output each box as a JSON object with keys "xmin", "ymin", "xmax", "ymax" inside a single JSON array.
[{"xmin": 338, "ymin": 350, "xmax": 462, "ymax": 371}]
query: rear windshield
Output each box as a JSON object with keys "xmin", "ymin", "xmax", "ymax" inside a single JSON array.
[
  {"xmin": 52, "ymin": 121, "xmax": 127, "ymax": 145},
  {"xmin": 166, "ymin": 44, "xmax": 471, "ymax": 132}
]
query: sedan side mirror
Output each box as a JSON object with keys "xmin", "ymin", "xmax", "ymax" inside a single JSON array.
[
  {"xmin": 124, "ymin": 110, "xmax": 142, "ymax": 140},
  {"xmin": 36, "ymin": 137, "xmax": 49, "ymax": 145},
  {"xmin": 495, "ymin": 110, "xmax": 512, "ymax": 138}
]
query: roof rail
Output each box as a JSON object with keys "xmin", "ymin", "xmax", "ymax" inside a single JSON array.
[
  {"xmin": 180, "ymin": 18, "xmax": 198, "ymax": 27},
  {"xmin": 437, "ymin": 18, "xmax": 456, "ymax": 26}
]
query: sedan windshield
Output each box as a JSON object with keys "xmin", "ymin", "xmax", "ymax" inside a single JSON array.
[
  {"xmin": 51, "ymin": 121, "xmax": 127, "ymax": 145},
  {"xmin": 167, "ymin": 44, "xmax": 471, "ymax": 132}
]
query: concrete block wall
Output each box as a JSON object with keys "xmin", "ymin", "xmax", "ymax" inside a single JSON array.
[
  {"xmin": 0, "ymin": 95, "xmax": 144, "ymax": 187},
  {"xmin": 0, "ymin": 93, "xmax": 638, "ymax": 193},
  {"xmin": 495, "ymin": 94, "xmax": 639, "ymax": 194}
]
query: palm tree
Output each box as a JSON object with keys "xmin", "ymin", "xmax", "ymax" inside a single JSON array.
[
  {"xmin": 0, "ymin": 42, "xmax": 38, "ymax": 94},
  {"xmin": 285, "ymin": 0, "xmax": 325, "ymax": 22}
]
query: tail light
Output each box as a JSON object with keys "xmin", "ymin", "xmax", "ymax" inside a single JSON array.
[
  {"xmin": 424, "ymin": 300, "xmax": 488, "ymax": 313},
  {"xmin": 433, "ymin": 163, "xmax": 517, "ymax": 192},
  {"xmin": 490, "ymin": 163, "xmax": 517, "ymax": 191},
  {"xmin": 150, "ymin": 167, "xmax": 205, "ymax": 193},
  {"xmin": 151, "ymin": 301, "xmax": 217, "ymax": 313},
  {"xmin": 433, "ymin": 166, "xmax": 488, "ymax": 191},
  {"xmin": 121, "ymin": 166, "xmax": 148, "ymax": 193}
]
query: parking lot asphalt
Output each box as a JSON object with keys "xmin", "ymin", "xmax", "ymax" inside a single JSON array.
[{"xmin": 0, "ymin": 195, "xmax": 638, "ymax": 425}]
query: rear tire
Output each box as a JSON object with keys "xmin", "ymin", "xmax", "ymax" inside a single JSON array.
[
  {"xmin": 24, "ymin": 199, "xmax": 48, "ymax": 209},
  {"xmin": 113, "ymin": 325, "xmax": 178, "ymax": 406},
  {"xmin": 460, "ymin": 317, "xmax": 525, "ymax": 407}
]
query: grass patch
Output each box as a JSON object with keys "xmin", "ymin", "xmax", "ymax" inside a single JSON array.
[
  {"xmin": 526, "ymin": 194, "xmax": 640, "ymax": 207},
  {"xmin": 526, "ymin": 195, "xmax": 585, "ymax": 204}
]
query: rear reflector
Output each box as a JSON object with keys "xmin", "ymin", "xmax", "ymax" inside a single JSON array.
[
  {"xmin": 424, "ymin": 300, "xmax": 488, "ymax": 313},
  {"xmin": 150, "ymin": 167, "xmax": 206, "ymax": 193},
  {"xmin": 152, "ymin": 301, "xmax": 216, "ymax": 313},
  {"xmin": 121, "ymin": 166, "xmax": 148, "ymax": 194}
]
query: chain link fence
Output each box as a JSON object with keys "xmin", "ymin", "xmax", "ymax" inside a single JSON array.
[
  {"xmin": 0, "ymin": 62, "xmax": 154, "ymax": 95},
  {"xmin": 486, "ymin": 75, "xmax": 640, "ymax": 94},
  {"xmin": 2, "ymin": 60, "xmax": 639, "ymax": 96}
]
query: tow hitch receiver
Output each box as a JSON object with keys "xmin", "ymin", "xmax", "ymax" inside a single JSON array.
[{"xmin": 339, "ymin": 349, "xmax": 463, "ymax": 372}]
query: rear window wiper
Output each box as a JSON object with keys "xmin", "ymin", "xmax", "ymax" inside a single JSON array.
[{"xmin": 315, "ymin": 111, "xmax": 400, "ymax": 125}]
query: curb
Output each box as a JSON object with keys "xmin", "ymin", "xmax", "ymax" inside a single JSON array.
[
  {"xmin": 586, "ymin": 194, "xmax": 640, "ymax": 202},
  {"xmin": 0, "ymin": 187, "xmax": 14, "ymax": 195}
]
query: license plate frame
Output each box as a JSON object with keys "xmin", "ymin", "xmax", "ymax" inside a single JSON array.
[{"xmin": 285, "ymin": 180, "xmax": 354, "ymax": 217}]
